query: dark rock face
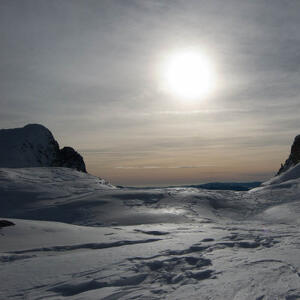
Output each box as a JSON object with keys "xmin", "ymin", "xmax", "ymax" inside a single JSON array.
[
  {"xmin": 277, "ymin": 135, "xmax": 300, "ymax": 175},
  {"xmin": 0, "ymin": 124, "xmax": 87, "ymax": 173},
  {"xmin": 55, "ymin": 147, "xmax": 87, "ymax": 173},
  {"xmin": 0, "ymin": 124, "xmax": 60, "ymax": 168},
  {"xmin": 0, "ymin": 220, "xmax": 15, "ymax": 228}
]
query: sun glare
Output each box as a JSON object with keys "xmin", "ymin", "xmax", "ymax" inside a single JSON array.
[{"xmin": 163, "ymin": 50, "xmax": 216, "ymax": 100}]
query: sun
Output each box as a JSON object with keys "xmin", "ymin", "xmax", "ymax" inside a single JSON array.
[{"xmin": 163, "ymin": 50, "xmax": 216, "ymax": 100}]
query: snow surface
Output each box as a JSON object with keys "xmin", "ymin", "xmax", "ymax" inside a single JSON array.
[
  {"xmin": 260, "ymin": 162, "xmax": 300, "ymax": 186},
  {"xmin": 0, "ymin": 167, "xmax": 300, "ymax": 299}
]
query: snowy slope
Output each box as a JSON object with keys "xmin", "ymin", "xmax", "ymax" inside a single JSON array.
[
  {"xmin": 0, "ymin": 167, "xmax": 117, "ymax": 224},
  {"xmin": 248, "ymin": 163, "xmax": 300, "ymax": 225},
  {"xmin": 0, "ymin": 167, "xmax": 260, "ymax": 225},
  {"xmin": 260, "ymin": 162, "xmax": 300, "ymax": 186},
  {"xmin": 0, "ymin": 166, "xmax": 300, "ymax": 299},
  {"xmin": 1, "ymin": 166, "xmax": 300, "ymax": 225}
]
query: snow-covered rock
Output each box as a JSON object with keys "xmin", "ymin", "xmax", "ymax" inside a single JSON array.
[
  {"xmin": 0, "ymin": 219, "xmax": 14, "ymax": 228},
  {"xmin": 0, "ymin": 124, "xmax": 59, "ymax": 168},
  {"xmin": 0, "ymin": 124, "xmax": 86, "ymax": 172}
]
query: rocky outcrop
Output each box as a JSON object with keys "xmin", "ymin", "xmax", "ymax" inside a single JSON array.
[
  {"xmin": 0, "ymin": 124, "xmax": 87, "ymax": 172},
  {"xmin": 54, "ymin": 147, "xmax": 86, "ymax": 173},
  {"xmin": 0, "ymin": 220, "xmax": 15, "ymax": 228},
  {"xmin": 277, "ymin": 135, "xmax": 300, "ymax": 175}
]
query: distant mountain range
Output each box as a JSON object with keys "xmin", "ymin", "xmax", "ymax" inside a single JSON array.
[
  {"xmin": 185, "ymin": 182, "xmax": 262, "ymax": 191},
  {"xmin": 125, "ymin": 181, "xmax": 262, "ymax": 191}
]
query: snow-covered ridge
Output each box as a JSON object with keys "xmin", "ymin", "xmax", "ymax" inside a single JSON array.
[
  {"xmin": 0, "ymin": 124, "xmax": 86, "ymax": 172},
  {"xmin": 0, "ymin": 167, "xmax": 115, "ymax": 224}
]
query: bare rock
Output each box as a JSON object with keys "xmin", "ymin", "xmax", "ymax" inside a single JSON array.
[
  {"xmin": 277, "ymin": 135, "xmax": 300, "ymax": 175},
  {"xmin": 55, "ymin": 147, "xmax": 86, "ymax": 173},
  {"xmin": 0, "ymin": 220, "xmax": 15, "ymax": 228}
]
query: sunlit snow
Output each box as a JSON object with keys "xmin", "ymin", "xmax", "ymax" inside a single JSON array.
[{"xmin": 0, "ymin": 166, "xmax": 300, "ymax": 299}]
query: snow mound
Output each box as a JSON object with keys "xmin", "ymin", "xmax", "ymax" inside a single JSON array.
[
  {"xmin": 0, "ymin": 167, "xmax": 116, "ymax": 223},
  {"xmin": 261, "ymin": 163, "xmax": 300, "ymax": 186}
]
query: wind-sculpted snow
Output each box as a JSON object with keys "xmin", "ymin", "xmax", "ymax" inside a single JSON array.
[
  {"xmin": 0, "ymin": 219, "xmax": 299, "ymax": 299},
  {"xmin": 0, "ymin": 167, "xmax": 300, "ymax": 299}
]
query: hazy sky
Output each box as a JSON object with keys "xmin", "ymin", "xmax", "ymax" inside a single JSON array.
[{"xmin": 1, "ymin": 0, "xmax": 300, "ymax": 186}]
